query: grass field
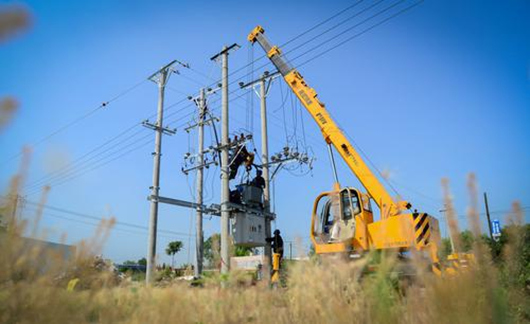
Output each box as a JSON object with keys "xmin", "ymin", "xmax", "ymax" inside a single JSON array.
[
  {"xmin": 0, "ymin": 115, "xmax": 528, "ymax": 323},
  {"xmin": 1, "ymin": 176, "xmax": 529, "ymax": 324}
]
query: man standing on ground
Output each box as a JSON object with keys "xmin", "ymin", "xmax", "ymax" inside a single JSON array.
[{"xmin": 266, "ymin": 229, "xmax": 284, "ymax": 262}]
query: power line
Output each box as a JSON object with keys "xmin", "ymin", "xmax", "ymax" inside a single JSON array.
[
  {"xmin": 284, "ymin": 0, "xmax": 388, "ymax": 58},
  {"xmin": 295, "ymin": 0, "xmax": 424, "ymax": 69},
  {"xmin": 455, "ymin": 207, "xmax": 530, "ymax": 219},
  {"xmin": 20, "ymin": 198, "xmax": 194, "ymax": 237},
  {"xmin": 147, "ymin": 0, "xmax": 423, "ymax": 180},
  {"xmin": 281, "ymin": 0, "xmax": 365, "ymax": 49},
  {"xmin": 188, "ymin": 65, "xmax": 218, "ymax": 82},
  {"xmin": 213, "ymin": 0, "xmax": 401, "ymax": 95},
  {"xmin": 26, "ymin": 136, "xmax": 153, "ymax": 196},
  {"xmin": 16, "ymin": 0, "xmax": 399, "ymax": 190},
  {"xmin": 25, "ymin": 207, "xmax": 182, "ymax": 240},
  {"xmin": 284, "ymin": 0, "xmax": 426, "ymax": 198},
  {"xmin": 199, "ymin": 0, "xmax": 368, "ymax": 91},
  {"xmin": 23, "ymin": 0, "xmax": 420, "ymax": 194},
  {"xmin": 12, "ymin": 68, "xmax": 199, "ymax": 192},
  {"xmin": 25, "ymin": 105, "xmax": 198, "ymax": 194},
  {"xmin": 186, "ymin": 0, "xmax": 415, "ymax": 120},
  {"xmin": 25, "ymin": 131, "xmax": 152, "ymax": 194},
  {"xmin": 179, "ymin": 73, "xmax": 207, "ymax": 87},
  {"xmin": 1, "ymin": 78, "xmax": 149, "ymax": 165},
  {"xmin": 23, "ymin": 97, "xmax": 201, "ymax": 193},
  {"xmin": 23, "ymin": 126, "xmax": 148, "ymax": 192}
]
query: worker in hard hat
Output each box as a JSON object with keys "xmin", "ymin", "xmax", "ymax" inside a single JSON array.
[
  {"xmin": 267, "ymin": 229, "xmax": 284, "ymax": 285},
  {"xmin": 266, "ymin": 229, "xmax": 284, "ymax": 261}
]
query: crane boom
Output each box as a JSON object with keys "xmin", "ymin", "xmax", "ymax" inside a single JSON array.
[{"xmin": 248, "ymin": 26, "xmax": 410, "ymax": 218}]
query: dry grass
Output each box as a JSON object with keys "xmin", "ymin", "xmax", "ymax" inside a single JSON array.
[
  {"xmin": 1, "ymin": 165, "xmax": 529, "ymax": 324},
  {"xmin": 0, "ymin": 107, "xmax": 528, "ymax": 324},
  {"xmin": 0, "ymin": 4, "xmax": 31, "ymax": 44}
]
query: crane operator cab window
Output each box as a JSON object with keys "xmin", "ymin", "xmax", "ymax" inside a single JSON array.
[{"xmin": 314, "ymin": 188, "xmax": 360, "ymax": 244}]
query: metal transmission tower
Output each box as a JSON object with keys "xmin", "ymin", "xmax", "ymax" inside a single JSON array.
[
  {"xmin": 144, "ymin": 60, "xmax": 185, "ymax": 285},
  {"xmin": 210, "ymin": 43, "xmax": 239, "ymax": 276}
]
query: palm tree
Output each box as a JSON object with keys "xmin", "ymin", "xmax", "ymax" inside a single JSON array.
[{"xmin": 165, "ymin": 241, "xmax": 183, "ymax": 268}]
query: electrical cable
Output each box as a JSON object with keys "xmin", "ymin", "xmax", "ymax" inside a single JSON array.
[
  {"xmin": 25, "ymin": 131, "xmax": 152, "ymax": 194},
  {"xmin": 281, "ymin": 0, "xmax": 365, "ymax": 49},
  {"xmin": 1, "ymin": 78, "xmax": 149, "ymax": 165},
  {"xmin": 23, "ymin": 127, "xmax": 149, "ymax": 192},
  {"xmin": 293, "ymin": 0, "xmax": 424, "ymax": 69},
  {"xmin": 23, "ymin": 97, "xmax": 200, "ymax": 193},
  {"xmin": 188, "ymin": 65, "xmax": 218, "ymax": 82},
  {"xmin": 24, "ymin": 0, "xmax": 422, "ymax": 195},
  {"xmin": 21, "ymin": 199, "xmax": 194, "ymax": 237},
  {"xmin": 24, "ymin": 207, "xmax": 182, "ymax": 240},
  {"xmin": 197, "ymin": 0, "xmax": 367, "ymax": 92},
  {"xmin": 58, "ymin": 0, "xmax": 408, "ymax": 182},
  {"xmin": 14, "ymin": 0, "xmax": 401, "ymax": 184},
  {"xmin": 26, "ymin": 136, "xmax": 153, "ymax": 196}
]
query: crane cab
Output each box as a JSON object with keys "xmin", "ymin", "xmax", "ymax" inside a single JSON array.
[{"xmin": 310, "ymin": 187, "xmax": 373, "ymax": 254}]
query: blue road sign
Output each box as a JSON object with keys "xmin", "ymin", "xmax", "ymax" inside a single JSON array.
[{"xmin": 492, "ymin": 219, "xmax": 501, "ymax": 237}]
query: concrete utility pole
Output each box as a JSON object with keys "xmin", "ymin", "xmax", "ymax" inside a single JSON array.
[
  {"xmin": 259, "ymin": 75, "xmax": 273, "ymax": 276},
  {"xmin": 195, "ymin": 88, "xmax": 206, "ymax": 277},
  {"xmin": 144, "ymin": 60, "xmax": 179, "ymax": 285},
  {"xmin": 211, "ymin": 44, "xmax": 239, "ymax": 275},
  {"xmin": 484, "ymin": 192, "xmax": 493, "ymax": 239},
  {"xmin": 182, "ymin": 87, "xmax": 220, "ymax": 276},
  {"xmin": 220, "ymin": 48, "xmax": 230, "ymax": 276},
  {"xmin": 240, "ymin": 71, "xmax": 279, "ymax": 279}
]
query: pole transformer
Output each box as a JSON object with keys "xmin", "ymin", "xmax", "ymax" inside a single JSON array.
[{"xmin": 239, "ymin": 71, "xmax": 279, "ymax": 282}]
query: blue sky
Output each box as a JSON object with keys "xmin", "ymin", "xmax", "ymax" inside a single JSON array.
[{"xmin": 1, "ymin": 0, "xmax": 529, "ymax": 266}]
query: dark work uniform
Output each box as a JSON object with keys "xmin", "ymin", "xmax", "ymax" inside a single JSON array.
[
  {"xmin": 229, "ymin": 146, "xmax": 250, "ymax": 180},
  {"xmin": 251, "ymin": 175, "xmax": 265, "ymax": 189},
  {"xmin": 266, "ymin": 233, "xmax": 284, "ymax": 259}
]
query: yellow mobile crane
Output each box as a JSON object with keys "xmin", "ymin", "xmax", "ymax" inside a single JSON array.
[{"xmin": 248, "ymin": 26, "xmax": 442, "ymax": 274}]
